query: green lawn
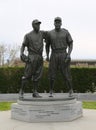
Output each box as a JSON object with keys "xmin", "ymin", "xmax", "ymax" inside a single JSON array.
[
  {"xmin": 0, "ymin": 102, "xmax": 15, "ymax": 111},
  {"xmin": 0, "ymin": 101, "xmax": 96, "ymax": 111},
  {"xmin": 83, "ymin": 101, "xmax": 96, "ymax": 109}
]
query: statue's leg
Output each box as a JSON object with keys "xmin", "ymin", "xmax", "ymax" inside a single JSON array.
[
  {"xmin": 48, "ymin": 53, "xmax": 57, "ymax": 97},
  {"xmin": 32, "ymin": 81, "xmax": 41, "ymax": 98},
  {"xmin": 32, "ymin": 56, "xmax": 43, "ymax": 98},
  {"xmin": 33, "ymin": 81, "xmax": 38, "ymax": 94},
  {"xmin": 66, "ymin": 79, "xmax": 73, "ymax": 97},
  {"xmin": 60, "ymin": 55, "xmax": 73, "ymax": 97},
  {"xmin": 49, "ymin": 79, "xmax": 55, "ymax": 97},
  {"xmin": 64, "ymin": 66, "xmax": 73, "ymax": 97},
  {"xmin": 19, "ymin": 76, "xmax": 28, "ymax": 99},
  {"xmin": 19, "ymin": 62, "xmax": 31, "ymax": 99}
]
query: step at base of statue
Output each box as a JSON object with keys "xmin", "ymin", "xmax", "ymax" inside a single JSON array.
[{"xmin": 11, "ymin": 95, "xmax": 83, "ymax": 122}]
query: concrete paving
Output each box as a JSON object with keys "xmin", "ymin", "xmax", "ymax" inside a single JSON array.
[
  {"xmin": 0, "ymin": 109, "xmax": 96, "ymax": 130},
  {"xmin": 0, "ymin": 93, "xmax": 96, "ymax": 101}
]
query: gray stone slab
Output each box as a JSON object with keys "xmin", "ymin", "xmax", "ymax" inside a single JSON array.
[
  {"xmin": 1, "ymin": 109, "xmax": 96, "ymax": 130},
  {"xmin": 11, "ymin": 97, "xmax": 83, "ymax": 122}
]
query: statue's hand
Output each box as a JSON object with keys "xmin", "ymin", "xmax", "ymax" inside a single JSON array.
[
  {"xmin": 20, "ymin": 54, "xmax": 29, "ymax": 63},
  {"xmin": 65, "ymin": 54, "xmax": 71, "ymax": 63}
]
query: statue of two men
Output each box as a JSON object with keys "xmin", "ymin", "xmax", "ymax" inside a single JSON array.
[{"xmin": 19, "ymin": 17, "xmax": 73, "ymax": 98}]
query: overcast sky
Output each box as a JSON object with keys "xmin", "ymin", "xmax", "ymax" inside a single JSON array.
[{"xmin": 0, "ymin": 0, "xmax": 96, "ymax": 59}]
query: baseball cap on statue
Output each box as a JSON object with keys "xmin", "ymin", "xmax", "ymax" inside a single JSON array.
[
  {"xmin": 54, "ymin": 17, "xmax": 62, "ymax": 22},
  {"xmin": 32, "ymin": 19, "xmax": 41, "ymax": 25}
]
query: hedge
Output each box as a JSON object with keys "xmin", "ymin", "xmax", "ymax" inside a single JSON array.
[{"xmin": 0, "ymin": 67, "xmax": 96, "ymax": 93}]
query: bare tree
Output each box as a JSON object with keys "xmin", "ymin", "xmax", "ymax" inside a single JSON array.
[
  {"xmin": 0, "ymin": 44, "xmax": 7, "ymax": 66},
  {"xmin": 0, "ymin": 43, "xmax": 20, "ymax": 67}
]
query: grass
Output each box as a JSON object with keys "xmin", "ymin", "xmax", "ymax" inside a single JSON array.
[
  {"xmin": 0, "ymin": 102, "xmax": 15, "ymax": 111},
  {"xmin": 0, "ymin": 101, "xmax": 96, "ymax": 111},
  {"xmin": 83, "ymin": 101, "xmax": 96, "ymax": 109}
]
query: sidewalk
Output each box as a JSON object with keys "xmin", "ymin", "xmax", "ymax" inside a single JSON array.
[
  {"xmin": 0, "ymin": 93, "xmax": 96, "ymax": 101},
  {"xmin": 0, "ymin": 109, "xmax": 96, "ymax": 130}
]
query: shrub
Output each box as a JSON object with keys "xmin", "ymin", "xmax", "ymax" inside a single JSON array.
[{"xmin": 0, "ymin": 67, "xmax": 96, "ymax": 93}]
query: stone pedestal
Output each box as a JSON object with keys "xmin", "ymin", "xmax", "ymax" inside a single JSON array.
[{"xmin": 11, "ymin": 94, "xmax": 83, "ymax": 122}]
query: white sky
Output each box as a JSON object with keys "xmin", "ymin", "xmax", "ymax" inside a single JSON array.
[{"xmin": 0, "ymin": 0, "xmax": 96, "ymax": 59}]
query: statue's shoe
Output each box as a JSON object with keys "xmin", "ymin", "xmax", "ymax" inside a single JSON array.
[
  {"xmin": 49, "ymin": 91, "xmax": 53, "ymax": 97},
  {"xmin": 19, "ymin": 94, "xmax": 24, "ymax": 99},
  {"xmin": 69, "ymin": 89, "xmax": 73, "ymax": 97},
  {"xmin": 32, "ymin": 92, "xmax": 42, "ymax": 98}
]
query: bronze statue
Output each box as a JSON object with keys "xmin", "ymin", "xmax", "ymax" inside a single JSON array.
[
  {"xmin": 19, "ymin": 19, "xmax": 46, "ymax": 98},
  {"xmin": 46, "ymin": 17, "xmax": 73, "ymax": 97}
]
